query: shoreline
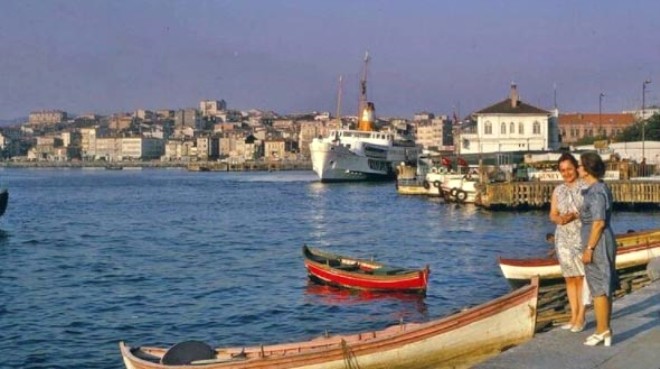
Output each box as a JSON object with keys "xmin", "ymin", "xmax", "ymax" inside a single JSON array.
[{"xmin": 0, "ymin": 160, "xmax": 313, "ymax": 171}]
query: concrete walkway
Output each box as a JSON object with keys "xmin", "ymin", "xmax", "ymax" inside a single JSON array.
[{"xmin": 475, "ymin": 280, "xmax": 660, "ymax": 369}]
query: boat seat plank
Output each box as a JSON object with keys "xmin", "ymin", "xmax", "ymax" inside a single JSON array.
[{"xmin": 372, "ymin": 267, "xmax": 408, "ymax": 275}]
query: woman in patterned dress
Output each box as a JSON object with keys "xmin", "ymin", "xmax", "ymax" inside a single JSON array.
[
  {"xmin": 579, "ymin": 152, "xmax": 617, "ymax": 347},
  {"xmin": 549, "ymin": 153, "xmax": 586, "ymax": 332}
]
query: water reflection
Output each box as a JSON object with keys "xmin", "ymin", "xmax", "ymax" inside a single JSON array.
[{"xmin": 303, "ymin": 282, "xmax": 429, "ymax": 321}]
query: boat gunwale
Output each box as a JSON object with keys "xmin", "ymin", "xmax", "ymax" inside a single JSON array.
[{"xmin": 119, "ymin": 279, "xmax": 539, "ymax": 368}]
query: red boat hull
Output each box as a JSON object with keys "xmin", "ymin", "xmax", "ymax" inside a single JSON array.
[{"xmin": 303, "ymin": 246, "xmax": 429, "ymax": 293}]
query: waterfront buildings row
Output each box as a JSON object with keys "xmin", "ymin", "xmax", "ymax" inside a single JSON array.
[{"xmin": 2, "ymin": 90, "xmax": 657, "ymax": 164}]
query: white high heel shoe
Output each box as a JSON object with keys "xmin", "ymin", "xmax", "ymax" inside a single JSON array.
[
  {"xmin": 560, "ymin": 323, "xmax": 573, "ymax": 330},
  {"xmin": 584, "ymin": 330, "xmax": 612, "ymax": 347}
]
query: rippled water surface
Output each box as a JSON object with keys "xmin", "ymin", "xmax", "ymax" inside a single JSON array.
[{"xmin": 0, "ymin": 168, "xmax": 656, "ymax": 368}]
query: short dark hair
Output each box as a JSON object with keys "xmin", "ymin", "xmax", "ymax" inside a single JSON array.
[
  {"xmin": 580, "ymin": 152, "xmax": 606, "ymax": 178},
  {"xmin": 557, "ymin": 152, "xmax": 578, "ymax": 169}
]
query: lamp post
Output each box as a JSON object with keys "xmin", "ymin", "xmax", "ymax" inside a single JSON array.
[
  {"xmin": 599, "ymin": 92, "xmax": 605, "ymax": 138},
  {"xmin": 642, "ymin": 80, "xmax": 651, "ymax": 160}
]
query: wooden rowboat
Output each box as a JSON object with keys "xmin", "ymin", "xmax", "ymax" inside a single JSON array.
[
  {"xmin": 0, "ymin": 189, "xmax": 7, "ymax": 218},
  {"xmin": 499, "ymin": 228, "xmax": 660, "ymax": 286},
  {"xmin": 119, "ymin": 279, "xmax": 539, "ymax": 369},
  {"xmin": 302, "ymin": 245, "xmax": 430, "ymax": 294}
]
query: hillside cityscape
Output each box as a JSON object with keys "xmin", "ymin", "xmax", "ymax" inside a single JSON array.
[{"xmin": 1, "ymin": 84, "xmax": 659, "ymax": 167}]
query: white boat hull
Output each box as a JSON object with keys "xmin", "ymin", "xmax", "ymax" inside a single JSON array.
[
  {"xmin": 499, "ymin": 243, "xmax": 660, "ymax": 282},
  {"xmin": 310, "ymin": 139, "xmax": 415, "ymax": 182}
]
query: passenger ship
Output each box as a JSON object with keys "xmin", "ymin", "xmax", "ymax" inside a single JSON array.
[{"xmin": 310, "ymin": 55, "xmax": 419, "ymax": 182}]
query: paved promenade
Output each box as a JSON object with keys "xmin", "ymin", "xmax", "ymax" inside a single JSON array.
[{"xmin": 475, "ymin": 279, "xmax": 660, "ymax": 369}]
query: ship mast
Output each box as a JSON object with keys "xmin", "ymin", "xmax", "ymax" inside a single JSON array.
[
  {"xmin": 335, "ymin": 75, "xmax": 343, "ymax": 126},
  {"xmin": 357, "ymin": 51, "xmax": 375, "ymax": 131}
]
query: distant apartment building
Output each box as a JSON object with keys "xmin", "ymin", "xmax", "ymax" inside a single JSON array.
[
  {"xmin": 413, "ymin": 112, "xmax": 435, "ymax": 122},
  {"xmin": 163, "ymin": 139, "xmax": 197, "ymax": 161},
  {"xmin": 121, "ymin": 137, "xmax": 164, "ymax": 160},
  {"xmin": 174, "ymin": 109, "xmax": 201, "ymax": 129},
  {"xmin": 60, "ymin": 131, "xmax": 81, "ymax": 147},
  {"xmin": 264, "ymin": 138, "xmax": 296, "ymax": 159},
  {"xmin": 216, "ymin": 109, "xmax": 242, "ymax": 123},
  {"xmin": 558, "ymin": 113, "xmax": 636, "ymax": 145},
  {"xmin": 199, "ymin": 100, "xmax": 227, "ymax": 118},
  {"xmin": 156, "ymin": 110, "xmax": 175, "ymax": 120},
  {"xmin": 28, "ymin": 110, "xmax": 67, "ymax": 126},
  {"xmin": 80, "ymin": 127, "xmax": 98, "ymax": 159},
  {"xmin": 0, "ymin": 132, "xmax": 7, "ymax": 150},
  {"xmin": 264, "ymin": 138, "xmax": 285, "ymax": 159},
  {"xmin": 219, "ymin": 132, "xmax": 247, "ymax": 157},
  {"xmin": 109, "ymin": 114, "xmax": 133, "ymax": 131},
  {"xmin": 415, "ymin": 117, "xmax": 450, "ymax": 150},
  {"xmin": 298, "ymin": 120, "xmax": 328, "ymax": 158},
  {"xmin": 95, "ymin": 137, "xmax": 123, "ymax": 161},
  {"xmin": 134, "ymin": 109, "xmax": 155, "ymax": 121},
  {"xmin": 196, "ymin": 136, "xmax": 219, "ymax": 160},
  {"xmin": 213, "ymin": 122, "xmax": 237, "ymax": 133}
]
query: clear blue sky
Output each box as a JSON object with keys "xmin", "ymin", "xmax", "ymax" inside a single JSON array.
[{"xmin": 1, "ymin": 0, "xmax": 658, "ymax": 120}]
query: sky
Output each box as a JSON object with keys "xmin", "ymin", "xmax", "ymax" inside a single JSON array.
[{"xmin": 1, "ymin": 0, "xmax": 658, "ymax": 120}]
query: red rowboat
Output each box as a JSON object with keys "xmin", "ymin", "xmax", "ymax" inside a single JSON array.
[
  {"xmin": 302, "ymin": 245, "xmax": 429, "ymax": 294},
  {"xmin": 499, "ymin": 228, "xmax": 660, "ymax": 286},
  {"xmin": 119, "ymin": 279, "xmax": 539, "ymax": 369}
]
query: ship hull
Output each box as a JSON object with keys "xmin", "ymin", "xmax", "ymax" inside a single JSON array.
[{"xmin": 310, "ymin": 139, "xmax": 416, "ymax": 183}]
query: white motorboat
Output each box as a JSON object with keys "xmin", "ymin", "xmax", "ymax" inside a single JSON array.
[{"xmin": 310, "ymin": 53, "xmax": 419, "ymax": 182}]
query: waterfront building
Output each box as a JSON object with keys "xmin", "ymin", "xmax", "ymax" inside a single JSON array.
[
  {"xmin": 460, "ymin": 84, "xmax": 559, "ymax": 154},
  {"xmin": 28, "ymin": 110, "xmax": 67, "ymax": 126},
  {"xmin": 121, "ymin": 137, "xmax": 164, "ymax": 160},
  {"xmin": 95, "ymin": 137, "xmax": 122, "ymax": 161},
  {"xmin": 163, "ymin": 139, "xmax": 196, "ymax": 161},
  {"xmin": 558, "ymin": 113, "xmax": 636, "ymax": 144},
  {"xmin": 80, "ymin": 127, "xmax": 98, "ymax": 159},
  {"xmin": 264, "ymin": 138, "xmax": 288, "ymax": 159},
  {"xmin": 196, "ymin": 136, "xmax": 219, "ymax": 160},
  {"xmin": 0, "ymin": 132, "xmax": 6, "ymax": 151},
  {"xmin": 298, "ymin": 120, "xmax": 328, "ymax": 158}
]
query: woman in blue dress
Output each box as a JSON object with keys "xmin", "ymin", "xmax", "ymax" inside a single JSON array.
[{"xmin": 578, "ymin": 152, "xmax": 618, "ymax": 347}]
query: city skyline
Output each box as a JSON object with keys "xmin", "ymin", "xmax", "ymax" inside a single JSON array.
[{"xmin": 1, "ymin": 0, "xmax": 658, "ymax": 120}]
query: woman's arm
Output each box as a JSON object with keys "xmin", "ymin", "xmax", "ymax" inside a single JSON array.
[
  {"xmin": 582, "ymin": 220, "xmax": 605, "ymax": 264},
  {"xmin": 550, "ymin": 190, "xmax": 577, "ymax": 225}
]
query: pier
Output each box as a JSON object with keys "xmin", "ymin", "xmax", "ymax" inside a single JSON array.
[
  {"xmin": 475, "ymin": 277, "xmax": 660, "ymax": 369},
  {"xmin": 477, "ymin": 180, "xmax": 660, "ymax": 210}
]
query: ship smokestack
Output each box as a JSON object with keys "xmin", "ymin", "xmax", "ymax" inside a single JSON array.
[
  {"xmin": 510, "ymin": 83, "xmax": 519, "ymax": 108},
  {"xmin": 357, "ymin": 102, "xmax": 375, "ymax": 131}
]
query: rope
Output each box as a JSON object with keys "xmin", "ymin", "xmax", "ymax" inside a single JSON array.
[{"xmin": 341, "ymin": 339, "xmax": 361, "ymax": 369}]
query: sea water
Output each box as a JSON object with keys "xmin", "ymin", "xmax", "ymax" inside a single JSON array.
[{"xmin": 0, "ymin": 168, "xmax": 656, "ymax": 368}]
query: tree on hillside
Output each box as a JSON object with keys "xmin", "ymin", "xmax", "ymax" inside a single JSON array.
[{"xmin": 613, "ymin": 113, "xmax": 660, "ymax": 142}]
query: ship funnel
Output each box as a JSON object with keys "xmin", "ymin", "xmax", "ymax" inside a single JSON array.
[{"xmin": 358, "ymin": 102, "xmax": 375, "ymax": 131}]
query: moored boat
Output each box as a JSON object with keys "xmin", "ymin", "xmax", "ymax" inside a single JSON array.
[
  {"xmin": 119, "ymin": 279, "xmax": 539, "ymax": 369},
  {"xmin": 303, "ymin": 245, "xmax": 429, "ymax": 294},
  {"xmin": 310, "ymin": 53, "xmax": 419, "ymax": 183},
  {"xmin": 498, "ymin": 229, "xmax": 660, "ymax": 286},
  {"xmin": 0, "ymin": 189, "xmax": 8, "ymax": 217}
]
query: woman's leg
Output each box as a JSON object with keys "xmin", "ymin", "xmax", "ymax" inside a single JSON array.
[
  {"xmin": 574, "ymin": 276, "xmax": 586, "ymax": 326},
  {"xmin": 593, "ymin": 295, "xmax": 611, "ymax": 333},
  {"xmin": 565, "ymin": 277, "xmax": 579, "ymax": 325}
]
